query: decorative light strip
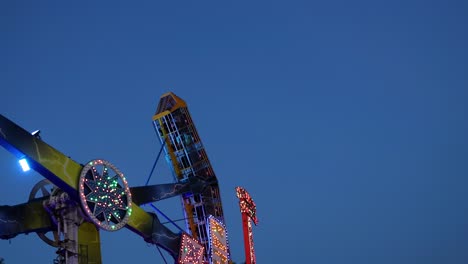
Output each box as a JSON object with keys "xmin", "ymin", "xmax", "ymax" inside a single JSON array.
[{"xmin": 247, "ymin": 219, "xmax": 256, "ymax": 264}]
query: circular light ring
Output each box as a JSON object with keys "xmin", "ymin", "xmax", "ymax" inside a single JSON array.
[{"xmin": 79, "ymin": 159, "xmax": 132, "ymax": 231}]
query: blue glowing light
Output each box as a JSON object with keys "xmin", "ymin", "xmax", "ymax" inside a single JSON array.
[{"xmin": 19, "ymin": 158, "xmax": 30, "ymax": 172}]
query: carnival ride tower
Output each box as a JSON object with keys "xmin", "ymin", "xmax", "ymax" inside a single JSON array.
[
  {"xmin": 152, "ymin": 92, "xmax": 229, "ymax": 262},
  {"xmin": 236, "ymin": 187, "xmax": 258, "ymax": 264}
]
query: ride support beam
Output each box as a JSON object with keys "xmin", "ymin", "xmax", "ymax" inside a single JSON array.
[
  {"xmin": 0, "ymin": 198, "xmax": 53, "ymax": 239},
  {"xmin": 130, "ymin": 176, "xmax": 209, "ymax": 205}
]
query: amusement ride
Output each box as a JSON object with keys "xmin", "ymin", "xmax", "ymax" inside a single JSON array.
[{"xmin": 0, "ymin": 92, "xmax": 258, "ymax": 264}]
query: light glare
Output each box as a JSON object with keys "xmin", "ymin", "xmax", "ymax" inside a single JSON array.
[{"xmin": 19, "ymin": 158, "xmax": 30, "ymax": 172}]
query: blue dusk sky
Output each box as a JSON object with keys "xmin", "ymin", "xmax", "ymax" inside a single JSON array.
[{"xmin": 1, "ymin": 1, "xmax": 467, "ymax": 263}]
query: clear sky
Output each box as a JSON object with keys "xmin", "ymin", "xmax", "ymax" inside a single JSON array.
[{"xmin": 1, "ymin": 1, "xmax": 468, "ymax": 263}]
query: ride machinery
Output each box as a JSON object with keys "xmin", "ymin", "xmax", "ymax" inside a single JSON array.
[{"xmin": 0, "ymin": 92, "xmax": 231, "ymax": 264}]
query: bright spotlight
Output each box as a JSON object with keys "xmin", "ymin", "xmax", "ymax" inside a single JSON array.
[
  {"xmin": 19, "ymin": 158, "xmax": 30, "ymax": 172},
  {"xmin": 31, "ymin": 130, "xmax": 41, "ymax": 139}
]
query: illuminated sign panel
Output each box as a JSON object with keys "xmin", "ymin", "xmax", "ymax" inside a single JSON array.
[
  {"xmin": 207, "ymin": 215, "xmax": 230, "ymax": 264},
  {"xmin": 179, "ymin": 233, "xmax": 205, "ymax": 264}
]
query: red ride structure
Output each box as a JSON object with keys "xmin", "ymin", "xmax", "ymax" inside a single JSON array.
[{"xmin": 235, "ymin": 187, "xmax": 258, "ymax": 264}]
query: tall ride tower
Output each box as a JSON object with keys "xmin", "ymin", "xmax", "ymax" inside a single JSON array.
[
  {"xmin": 236, "ymin": 187, "xmax": 258, "ymax": 264},
  {"xmin": 152, "ymin": 92, "xmax": 229, "ymax": 263}
]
